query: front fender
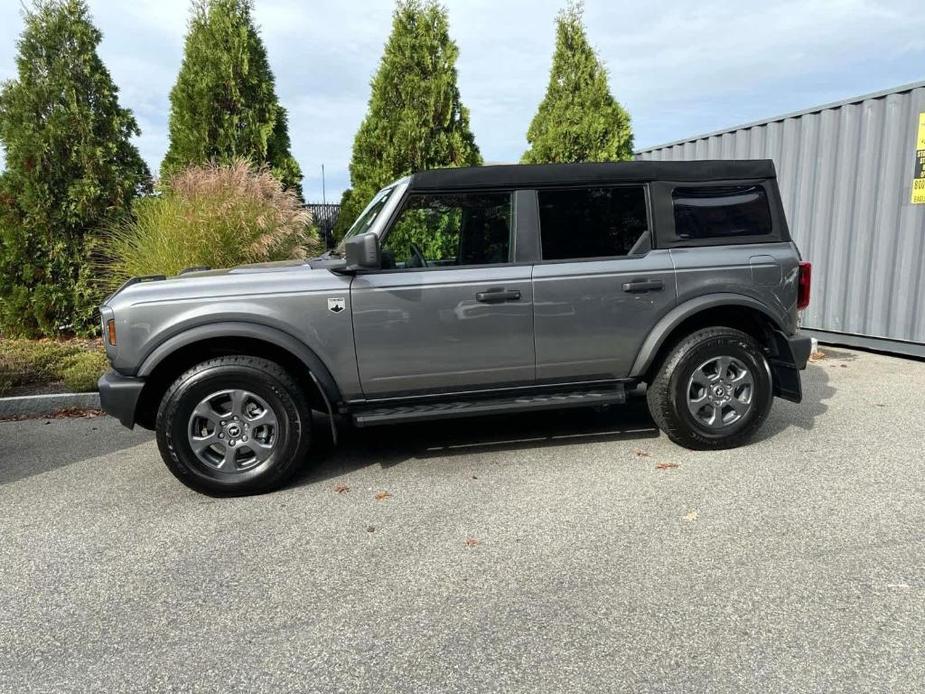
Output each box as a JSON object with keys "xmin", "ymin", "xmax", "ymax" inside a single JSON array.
[{"xmin": 136, "ymin": 321, "xmax": 342, "ymax": 404}]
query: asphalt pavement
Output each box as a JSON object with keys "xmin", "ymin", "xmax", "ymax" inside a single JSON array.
[{"xmin": 1, "ymin": 347, "xmax": 923, "ymax": 692}]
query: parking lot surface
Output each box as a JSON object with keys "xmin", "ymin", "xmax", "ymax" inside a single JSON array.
[{"xmin": 1, "ymin": 347, "xmax": 923, "ymax": 692}]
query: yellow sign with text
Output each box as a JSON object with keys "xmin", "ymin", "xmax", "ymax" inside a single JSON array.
[{"xmin": 913, "ymin": 113, "xmax": 925, "ymax": 204}]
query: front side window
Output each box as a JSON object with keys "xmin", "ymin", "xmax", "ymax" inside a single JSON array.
[
  {"xmin": 538, "ymin": 186, "xmax": 649, "ymax": 260},
  {"xmin": 381, "ymin": 192, "xmax": 512, "ymax": 270},
  {"xmin": 672, "ymin": 185, "xmax": 772, "ymax": 240}
]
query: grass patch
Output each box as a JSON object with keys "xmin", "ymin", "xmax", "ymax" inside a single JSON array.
[{"xmin": 0, "ymin": 338, "xmax": 108, "ymax": 396}]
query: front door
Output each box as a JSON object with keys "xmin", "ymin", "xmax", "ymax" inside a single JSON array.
[
  {"xmin": 531, "ymin": 185, "xmax": 678, "ymax": 381},
  {"xmin": 351, "ymin": 190, "xmax": 535, "ymax": 397}
]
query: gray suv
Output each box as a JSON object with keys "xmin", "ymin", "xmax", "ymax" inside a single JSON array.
[{"xmin": 99, "ymin": 161, "xmax": 813, "ymax": 495}]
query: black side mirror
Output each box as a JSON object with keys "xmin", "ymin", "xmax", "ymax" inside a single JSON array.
[{"xmin": 342, "ymin": 232, "xmax": 381, "ymax": 272}]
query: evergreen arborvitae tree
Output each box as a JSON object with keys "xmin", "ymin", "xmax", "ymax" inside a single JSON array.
[
  {"xmin": 162, "ymin": 0, "xmax": 302, "ymax": 194},
  {"xmin": 333, "ymin": 0, "xmax": 481, "ymax": 238},
  {"xmin": 0, "ymin": 0, "xmax": 151, "ymax": 336},
  {"xmin": 522, "ymin": 1, "xmax": 633, "ymax": 164}
]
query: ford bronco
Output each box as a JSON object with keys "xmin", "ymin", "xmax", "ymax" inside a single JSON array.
[{"xmin": 99, "ymin": 161, "xmax": 813, "ymax": 495}]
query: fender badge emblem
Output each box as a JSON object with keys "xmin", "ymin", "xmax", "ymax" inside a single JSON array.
[{"xmin": 327, "ymin": 297, "xmax": 346, "ymax": 313}]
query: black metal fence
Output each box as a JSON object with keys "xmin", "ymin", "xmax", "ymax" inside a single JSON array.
[{"xmin": 304, "ymin": 203, "xmax": 340, "ymax": 247}]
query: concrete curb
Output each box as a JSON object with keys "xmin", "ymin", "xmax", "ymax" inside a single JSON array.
[{"xmin": 0, "ymin": 392, "xmax": 101, "ymax": 418}]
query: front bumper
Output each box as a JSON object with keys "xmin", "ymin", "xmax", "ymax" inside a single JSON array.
[{"xmin": 98, "ymin": 371, "xmax": 145, "ymax": 429}]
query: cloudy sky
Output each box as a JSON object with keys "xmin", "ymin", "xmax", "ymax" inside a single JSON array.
[{"xmin": 1, "ymin": 0, "xmax": 924, "ymax": 201}]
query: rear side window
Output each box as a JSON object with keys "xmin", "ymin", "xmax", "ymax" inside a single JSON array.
[
  {"xmin": 538, "ymin": 186, "xmax": 649, "ymax": 260},
  {"xmin": 672, "ymin": 185, "xmax": 772, "ymax": 240}
]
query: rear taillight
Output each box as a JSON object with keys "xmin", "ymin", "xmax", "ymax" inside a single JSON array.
[{"xmin": 797, "ymin": 261, "xmax": 811, "ymax": 310}]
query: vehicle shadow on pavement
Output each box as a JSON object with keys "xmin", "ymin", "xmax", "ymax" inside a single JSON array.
[
  {"xmin": 293, "ymin": 400, "xmax": 661, "ymax": 486},
  {"xmin": 753, "ymin": 362, "xmax": 835, "ymax": 442},
  {"xmin": 0, "ymin": 415, "xmax": 154, "ymax": 487},
  {"xmin": 296, "ymin": 363, "xmax": 836, "ymax": 486}
]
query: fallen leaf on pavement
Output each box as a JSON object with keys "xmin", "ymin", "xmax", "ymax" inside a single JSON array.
[
  {"xmin": 374, "ymin": 491, "xmax": 392, "ymax": 501},
  {"xmin": 634, "ymin": 449, "xmax": 651, "ymax": 458},
  {"xmin": 54, "ymin": 408, "xmax": 103, "ymax": 418},
  {"xmin": 334, "ymin": 483, "xmax": 350, "ymax": 494},
  {"xmin": 683, "ymin": 511, "xmax": 699, "ymax": 522},
  {"xmin": 465, "ymin": 537, "xmax": 480, "ymax": 547},
  {"xmin": 808, "ymin": 350, "xmax": 826, "ymax": 362},
  {"xmin": 656, "ymin": 463, "xmax": 679, "ymax": 470},
  {"xmin": 367, "ymin": 526, "xmax": 376, "ymax": 533}
]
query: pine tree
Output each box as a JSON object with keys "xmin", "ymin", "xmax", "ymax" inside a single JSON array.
[
  {"xmin": 162, "ymin": 0, "xmax": 302, "ymax": 194},
  {"xmin": 333, "ymin": 0, "xmax": 481, "ymax": 238},
  {"xmin": 522, "ymin": 1, "xmax": 633, "ymax": 164},
  {"xmin": 0, "ymin": 0, "xmax": 151, "ymax": 336}
]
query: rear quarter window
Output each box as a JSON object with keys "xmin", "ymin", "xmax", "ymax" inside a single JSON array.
[{"xmin": 672, "ymin": 185, "xmax": 772, "ymax": 240}]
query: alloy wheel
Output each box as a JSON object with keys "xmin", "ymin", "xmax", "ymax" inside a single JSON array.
[
  {"xmin": 187, "ymin": 389, "xmax": 279, "ymax": 473},
  {"xmin": 686, "ymin": 355, "xmax": 755, "ymax": 429}
]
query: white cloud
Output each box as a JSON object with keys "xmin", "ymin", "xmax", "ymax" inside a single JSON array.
[{"xmin": 1, "ymin": 0, "xmax": 924, "ymax": 200}]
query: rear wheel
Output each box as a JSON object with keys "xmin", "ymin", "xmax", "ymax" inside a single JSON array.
[
  {"xmin": 646, "ymin": 327, "xmax": 772, "ymax": 450},
  {"xmin": 156, "ymin": 355, "xmax": 311, "ymax": 495}
]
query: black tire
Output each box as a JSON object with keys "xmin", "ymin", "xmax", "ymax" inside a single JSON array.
[
  {"xmin": 646, "ymin": 327, "xmax": 772, "ymax": 450},
  {"xmin": 155, "ymin": 355, "xmax": 311, "ymax": 495}
]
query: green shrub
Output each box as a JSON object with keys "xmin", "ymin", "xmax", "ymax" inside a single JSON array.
[
  {"xmin": 0, "ymin": 0, "xmax": 151, "ymax": 337},
  {"xmin": 162, "ymin": 0, "xmax": 302, "ymax": 195},
  {"xmin": 59, "ymin": 350, "xmax": 109, "ymax": 392},
  {"xmin": 339, "ymin": 0, "xmax": 481, "ymax": 242},
  {"xmin": 106, "ymin": 160, "xmax": 321, "ymax": 283},
  {"xmin": 0, "ymin": 338, "xmax": 105, "ymax": 396},
  {"xmin": 521, "ymin": 1, "xmax": 633, "ymax": 164}
]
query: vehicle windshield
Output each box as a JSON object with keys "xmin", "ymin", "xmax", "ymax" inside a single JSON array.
[{"xmin": 333, "ymin": 186, "xmax": 395, "ymax": 255}]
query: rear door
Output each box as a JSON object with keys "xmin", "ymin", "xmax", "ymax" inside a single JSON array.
[
  {"xmin": 531, "ymin": 185, "xmax": 678, "ymax": 382},
  {"xmin": 351, "ymin": 190, "xmax": 535, "ymax": 397}
]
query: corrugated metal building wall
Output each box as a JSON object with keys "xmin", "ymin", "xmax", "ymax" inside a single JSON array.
[{"xmin": 637, "ymin": 81, "xmax": 925, "ymax": 357}]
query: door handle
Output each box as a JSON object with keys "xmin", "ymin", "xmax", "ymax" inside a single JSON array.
[
  {"xmin": 622, "ymin": 279, "xmax": 664, "ymax": 293},
  {"xmin": 476, "ymin": 288, "xmax": 522, "ymax": 303}
]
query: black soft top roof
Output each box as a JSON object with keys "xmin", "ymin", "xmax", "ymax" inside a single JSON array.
[{"xmin": 408, "ymin": 160, "xmax": 776, "ymax": 191}]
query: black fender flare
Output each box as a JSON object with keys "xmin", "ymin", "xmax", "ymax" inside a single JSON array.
[
  {"xmin": 136, "ymin": 321, "xmax": 342, "ymax": 406},
  {"xmin": 629, "ymin": 293, "xmax": 785, "ymax": 378}
]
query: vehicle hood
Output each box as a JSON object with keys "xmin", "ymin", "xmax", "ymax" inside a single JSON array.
[
  {"xmin": 103, "ymin": 258, "xmax": 345, "ymax": 311},
  {"xmin": 178, "ymin": 259, "xmax": 312, "ymax": 277}
]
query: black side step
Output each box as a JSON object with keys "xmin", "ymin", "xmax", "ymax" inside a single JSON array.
[{"xmin": 352, "ymin": 385, "xmax": 625, "ymax": 427}]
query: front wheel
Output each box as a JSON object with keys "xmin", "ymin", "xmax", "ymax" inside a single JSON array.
[
  {"xmin": 156, "ymin": 355, "xmax": 312, "ymax": 495},
  {"xmin": 646, "ymin": 327, "xmax": 773, "ymax": 450}
]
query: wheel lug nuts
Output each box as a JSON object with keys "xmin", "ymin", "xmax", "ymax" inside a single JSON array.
[
  {"xmin": 220, "ymin": 421, "xmax": 226, "ymax": 426},
  {"xmin": 219, "ymin": 433, "xmax": 224, "ymax": 439}
]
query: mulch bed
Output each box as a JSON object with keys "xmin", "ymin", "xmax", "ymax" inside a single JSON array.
[{"xmin": 0, "ymin": 408, "xmax": 103, "ymax": 422}]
